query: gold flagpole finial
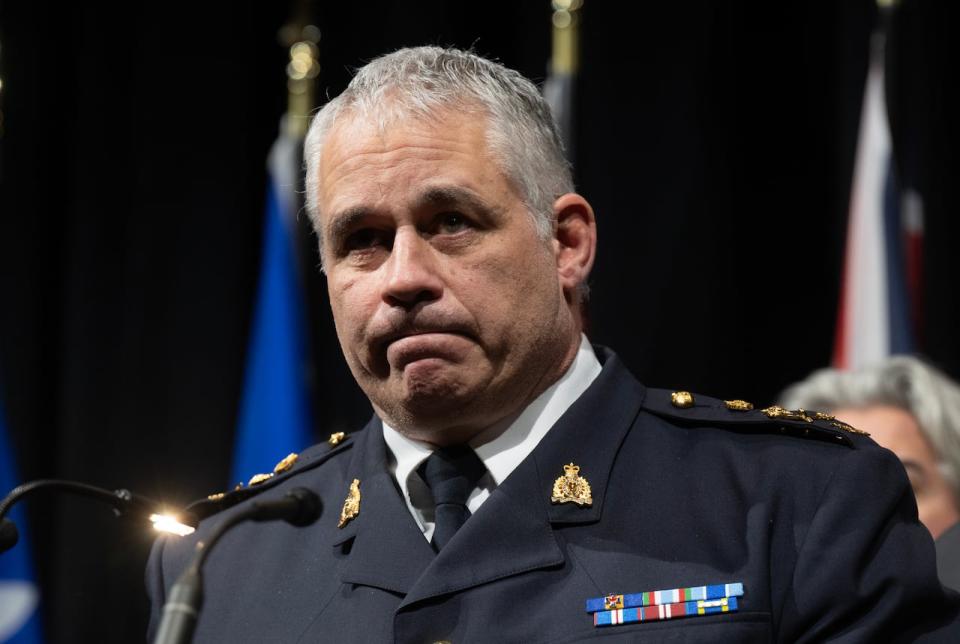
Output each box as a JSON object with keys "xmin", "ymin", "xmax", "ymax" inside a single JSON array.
[
  {"xmin": 551, "ymin": 0, "xmax": 583, "ymax": 76},
  {"xmin": 278, "ymin": 20, "xmax": 321, "ymax": 138}
]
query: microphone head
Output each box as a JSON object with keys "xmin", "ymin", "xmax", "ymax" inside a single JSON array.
[
  {"xmin": 284, "ymin": 488, "xmax": 322, "ymax": 527},
  {"xmin": 0, "ymin": 518, "xmax": 20, "ymax": 552}
]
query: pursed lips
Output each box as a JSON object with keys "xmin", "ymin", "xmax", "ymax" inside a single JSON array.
[
  {"xmin": 379, "ymin": 329, "xmax": 473, "ymax": 368},
  {"xmin": 376, "ymin": 324, "xmax": 472, "ymax": 349}
]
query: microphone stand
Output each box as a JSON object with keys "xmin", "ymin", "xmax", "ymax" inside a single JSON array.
[
  {"xmin": 0, "ymin": 479, "xmax": 195, "ymax": 553},
  {"xmin": 152, "ymin": 487, "xmax": 321, "ymax": 644}
]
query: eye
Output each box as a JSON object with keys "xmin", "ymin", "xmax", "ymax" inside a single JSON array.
[
  {"xmin": 436, "ymin": 212, "xmax": 469, "ymax": 234},
  {"xmin": 343, "ymin": 228, "xmax": 390, "ymax": 253}
]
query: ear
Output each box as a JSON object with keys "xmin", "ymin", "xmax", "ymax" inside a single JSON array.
[{"xmin": 552, "ymin": 193, "xmax": 597, "ymax": 302}]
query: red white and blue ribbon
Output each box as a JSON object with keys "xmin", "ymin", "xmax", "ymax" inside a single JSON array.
[
  {"xmin": 587, "ymin": 582, "xmax": 744, "ymax": 628},
  {"xmin": 593, "ymin": 597, "xmax": 739, "ymax": 627},
  {"xmin": 586, "ymin": 582, "xmax": 743, "ymax": 613}
]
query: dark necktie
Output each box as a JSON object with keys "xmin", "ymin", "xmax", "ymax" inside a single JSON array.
[{"xmin": 419, "ymin": 445, "xmax": 486, "ymax": 551}]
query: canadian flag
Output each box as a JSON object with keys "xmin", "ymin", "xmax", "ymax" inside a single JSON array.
[{"xmin": 833, "ymin": 31, "xmax": 923, "ymax": 370}]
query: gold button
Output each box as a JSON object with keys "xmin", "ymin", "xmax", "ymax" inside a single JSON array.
[
  {"xmin": 273, "ymin": 452, "xmax": 299, "ymax": 474},
  {"xmin": 724, "ymin": 399, "xmax": 753, "ymax": 411},
  {"xmin": 247, "ymin": 472, "xmax": 274, "ymax": 486},
  {"xmin": 328, "ymin": 431, "xmax": 346, "ymax": 446},
  {"xmin": 671, "ymin": 391, "xmax": 694, "ymax": 408}
]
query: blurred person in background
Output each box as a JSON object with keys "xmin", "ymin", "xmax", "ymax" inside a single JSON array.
[{"xmin": 781, "ymin": 355, "xmax": 960, "ymax": 590}]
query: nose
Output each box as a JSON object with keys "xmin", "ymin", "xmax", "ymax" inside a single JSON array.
[{"xmin": 381, "ymin": 227, "xmax": 443, "ymax": 309}]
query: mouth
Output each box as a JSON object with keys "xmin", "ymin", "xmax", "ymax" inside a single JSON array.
[
  {"xmin": 376, "ymin": 322, "xmax": 471, "ymax": 350},
  {"xmin": 381, "ymin": 330, "xmax": 473, "ymax": 370}
]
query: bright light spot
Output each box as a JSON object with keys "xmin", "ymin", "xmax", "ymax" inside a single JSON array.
[
  {"xmin": 291, "ymin": 42, "xmax": 313, "ymax": 58},
  {"xmin": 287, "ymin": 62, "xmax": 306, "ymax": 80},
  {"xmin": 150, "ymin": 513, "xmax": 195, "ymax": 536},
  {"xmin": 291, "ymin": 57, "xmax": 310, "ymax": 74}
]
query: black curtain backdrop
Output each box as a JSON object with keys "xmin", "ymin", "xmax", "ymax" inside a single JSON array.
[{"xmin": 0, "ymin": 1, "xmax": 957, "ymax": 642}]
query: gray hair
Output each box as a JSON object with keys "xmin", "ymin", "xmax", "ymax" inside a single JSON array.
[
  {"xmin": 303, "ymin": 46, "xmax": 574, "ymax": 249},
  {"xmin": 779, "ymin": 356, "xmax": 960, "ymax": 502}
]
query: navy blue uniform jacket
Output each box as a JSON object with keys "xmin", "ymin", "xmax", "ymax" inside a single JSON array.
[{"xmin": 147, "ymin": 349, "xmax": 959, "ymax": 642}]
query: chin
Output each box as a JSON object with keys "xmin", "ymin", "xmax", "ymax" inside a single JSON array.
[
  {"xmin": 402, "ymin": 378, "xmax": 471, "ymax": 414},
  {"xmin": 377, "ymin": 378, "xmax": 482, "ymax": 433},
  {"xmin": 396, "ymin": 358, "xmax": 471, "ymax": 398}
]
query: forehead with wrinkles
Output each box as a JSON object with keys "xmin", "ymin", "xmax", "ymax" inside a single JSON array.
[{"xmin": 315, "ymin": 109, "xmax": 511, "ymax": 235}]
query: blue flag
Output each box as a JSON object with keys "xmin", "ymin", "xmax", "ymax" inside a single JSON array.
[
  {"xmin": 231, "ymin": 129, "xmax": 313, "ymax": 485},
  {"xmin": 0, "ymin": 398, "xmax": 44, "ymax": 643}
]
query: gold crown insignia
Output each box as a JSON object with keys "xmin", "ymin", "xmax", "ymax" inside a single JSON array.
[{"xmin": 551, "ymin": 462, "xmax": 592, "ymax": 506}]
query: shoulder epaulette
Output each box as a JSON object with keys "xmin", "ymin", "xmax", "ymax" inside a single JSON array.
[
  {"xmin": 642, "ymin": 389, "xmax": 871, "ymax": 448},
  {"xmin": 184, "ymin": 431, "xmax": 356, "ymax": 521}
]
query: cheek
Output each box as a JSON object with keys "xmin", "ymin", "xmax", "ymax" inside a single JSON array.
[
  {"xmin": 328, "ymin": 276, "xmax": 370, "ymax": 339},
  {"xmin": 465, "ymin": 250, "xmax": 558, "ymax": 335},
  {"xmin": 506, "ymin": 247, "xmax": 561, "ymax": 306},
  {"xmin": 912, "ymin": 471, "xmax": 960, "ymax": 535},
  {"xmin": 482, "ymin": 236, "xmax": 554, "ymax": 286},
  {"xmin": 461, "ymin": 255, "xmax": 533, "ymax": 314}
]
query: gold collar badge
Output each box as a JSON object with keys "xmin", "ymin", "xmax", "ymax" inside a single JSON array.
[
  {"xmin": 551, "ymin": 463, "xmax": 593, "ymax": 506},
  {"xmin": 338, "ymin": 478, "xmax": 361, "ymax": 528}
]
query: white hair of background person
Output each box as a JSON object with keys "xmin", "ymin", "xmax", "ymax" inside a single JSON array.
[
  {"xmin": 779, "ymin": 355, "xmax": 960, "ymax": 504},
  {"xmin": 303, "ymin": 46, "xmax": 574, "ymax": 258}
]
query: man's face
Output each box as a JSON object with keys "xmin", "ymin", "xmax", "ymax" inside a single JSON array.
[
  {"xmin": 315, "ymin": 109, "xmax": 579, "ymax": 443},
  {"xmin": 833, "ymin": 405, "xmax": 960, "ymax": 539}
]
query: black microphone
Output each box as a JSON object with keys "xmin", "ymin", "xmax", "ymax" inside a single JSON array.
[
  {"xmin": 245, "ymin": 486, "xmax": 322, "ymax": 527},
  {"xmin": 0, "ymin": 479, "xmax": 197, "ymax": 554},
  {"xmin": 0, "ymin": 517, "xmax": 18, "ymax": 551},
  {"xmin": 152, "ymin": 487, "xmax": 322, "ymax": 644}
]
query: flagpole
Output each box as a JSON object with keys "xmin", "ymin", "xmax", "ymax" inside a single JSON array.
[
  {"xmin": 279, "ymin": 18, "xmax": 320, "ymax": 138},
  {"xmin": 551, "ymin": 0, "xmax": 581, "ymax": 77},
  {"xmin": 229, "ymin": 9, "xmax": 320, "ymax": 486},
  {"xmin": 545, "ymin": 0, "xmax": 583, "ymax": 162}
]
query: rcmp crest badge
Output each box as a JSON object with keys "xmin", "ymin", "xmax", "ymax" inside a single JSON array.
[{"xmin": 551, "ymin": 463, "xmax": 593, "ymax": 506}]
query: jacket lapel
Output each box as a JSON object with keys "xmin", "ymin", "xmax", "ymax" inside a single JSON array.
[
  {"xmin": 333, "ymin": 418, "xmax": 436, "ymax": 595},
  {"xmin": 538, "ymin": 351, "xmax": 646, "ymax": 526},
  {"xmin": 399, "ymin": 456, "xmax": 564, "ymax": 608}
]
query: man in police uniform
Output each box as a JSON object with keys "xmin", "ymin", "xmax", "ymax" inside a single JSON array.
[{"xmin": 147, "ymin": 47, "xmax": 959, "ymax": 641}]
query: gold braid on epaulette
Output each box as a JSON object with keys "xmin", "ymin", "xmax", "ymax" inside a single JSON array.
[
  {"xmin": 184, "ymin": 433, "xmax": 355, "ymax": 521},
  {"xmin": 642, "ymin": 389, "xmax": 868, "ymax": 448}
]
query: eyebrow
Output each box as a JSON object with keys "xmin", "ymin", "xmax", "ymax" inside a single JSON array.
[
  {"xmin": 325, "ymin": 185, "xmax": 502, "ymax": 245},
  {"xmin": 413, "ymin": 185, "xmax": 497, "ymax": 215},
  {"xmin": 325, "ymin": 207, "xmax": 374, "ymax": 248}
]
